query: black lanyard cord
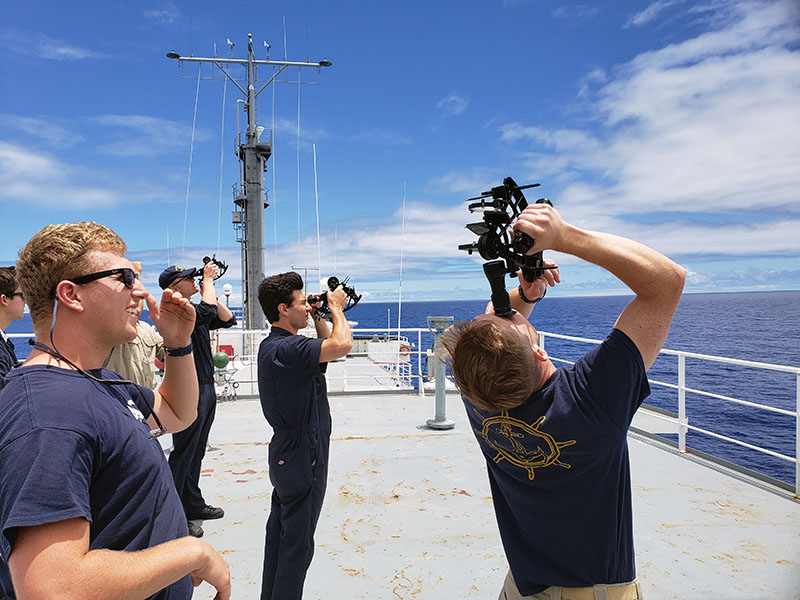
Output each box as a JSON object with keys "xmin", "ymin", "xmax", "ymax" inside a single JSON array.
[{"xmin": 28, "ymin": 334, "xmax": 167, "ymax": 439}]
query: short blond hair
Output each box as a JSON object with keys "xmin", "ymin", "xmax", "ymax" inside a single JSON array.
[
  {"xmin": 439, "ymin": 319, "xmax": 539, "ymax": 412},
  {"xmin": 17, "ymin": 222, "xmax": 127, "ymax": 327}
]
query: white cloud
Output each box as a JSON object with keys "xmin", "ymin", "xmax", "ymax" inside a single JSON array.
[
  {"xmin": 0, "ymin": 28, "xmax": 107, "ymax": 61},
  {"xmin": 577, "ymin": 68, "xmax": 607, "ymax": 98},
  {"xmin": 500, "ymin": 0, "xmax": 800, "ymax": 218},
  {"xmin": 436, "ymin": 93, "xmax": 469, "ymax": 116},
  {"xmin": 259, "ymin": 202, "xmax": 474, "ymax": 286},
  {"xmin": 552, "ymin": 4, "xmax": 601, "ymax": 21},
  {"xmin": 0, "ymin": 141, "xmax": 67, "ymax": 181},
  {"xmin": 350, "ymin": 129, "xmax": 413, "ymax": 146},
  {"xmin": 0, "ymin": 114, "xmax": 82, "ymax": 147},
  {"xmin": 272, "ymin": 117, "xmax": 332, "ymax": 149},
  {"xmin": 502, "ymin": 0, "xmax": 531, "ymax": 9},
  {"xmin": 92, "ymin": 114, "xmax": 209, "ymax": 157},
  {"xmin": 428, "ymin": 168, "xmax": 505, "ymax": 195},
  {"xmin": 624, "ymin": 0, "xmax": 686, "ymax": 28},
  {"xmin": 390, "ymin": 0, "xmax": 800, "ymax": 297},
  {"xmin": 144, "ymin": 4, "xmax": 182, "ymax": 25},
  {"xmin": 0, "ymin": 142, "xmax": 113, "ymax": 207},
  {"xmin": 0, "ymin": 140, "xmax": 176, "ymax": 209}
]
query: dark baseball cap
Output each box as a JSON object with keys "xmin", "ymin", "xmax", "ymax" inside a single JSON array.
[{"xmin": 159, "ymin": 265, "xmax": 199, "ymax": 289}]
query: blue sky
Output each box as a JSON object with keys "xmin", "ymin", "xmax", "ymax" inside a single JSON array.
[{"xmin": 1, "ymin": 0, "xmax": 799, "ymax": 304}]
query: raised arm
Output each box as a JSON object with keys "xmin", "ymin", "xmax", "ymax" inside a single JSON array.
[
  {"xmin": 144, "ymin": 289, "xmax": 199, "ymax": 432},
  {"xmin": 9, "ymin": 517, "xmax": 230, "ymax": 600},
  {"xmin": 514, "ymin": 203, "xmax": 685, "ymax": 369},
  {"xmin": 509, "ymin": 260, "xmax": 560, "ymax": 319},
  {"xmin": 318, "ymin": 285, "xmax": 353, "ymax": 363},
  {"xmin": 199, "ymin": 263, "xmax": 235, "ymax": 323}
]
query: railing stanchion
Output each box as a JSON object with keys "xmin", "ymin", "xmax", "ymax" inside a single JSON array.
[
  {"xmin": 424, "ymin": 316, "xmax": 455, "ymax": 430},
  {"xmin": 418, "ymin": 330, "xmax": 424, "ymax": 396},
  {"xmin": 679, "ymin": 353, "xmax": 687, "ymax": 453},
  {"xmin": 795, "ymin": 372, "xmax": 799, "ymax": 498}
]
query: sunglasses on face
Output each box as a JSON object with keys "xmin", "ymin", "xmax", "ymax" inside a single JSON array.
[
  {"xmin": 6, "ymin": 292, "xmax": 24, "ymax": 299},
  {"xmin": 69, "ymin": 268, "xmax": 140, "ymax": 289}
]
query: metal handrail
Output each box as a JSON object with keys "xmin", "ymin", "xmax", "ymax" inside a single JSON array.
[
  {"xmin": 537, "ymin": 331, "xmax": 800, "ymax": 497},
  {"xmin": 10, "ymin": 327, "xmax": 798, "ymax": 495}
]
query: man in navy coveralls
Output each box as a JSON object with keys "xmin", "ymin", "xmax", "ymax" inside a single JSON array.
[
  {"xmin": 441, "ymin": 204, "xmax": 685, "ymax": 600},
  {"xmin": 256, "ymin": 272, "xmax": 352, "ymax": 600},
  {"xmin": 160, "ymin": 261, "xmax": 237, "ymax": 538},
  {"xmin": 0, "ymin": 222, "xmax": 230, "ymax": 599}
]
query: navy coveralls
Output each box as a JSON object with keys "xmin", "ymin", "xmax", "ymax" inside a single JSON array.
[
  {"xmin": 257, "ymin": 326, "xmax": 331, "ymax": 600},
  {"xmin": 168, "ymin": 301, "xmax": 236, "ymax": 514}
]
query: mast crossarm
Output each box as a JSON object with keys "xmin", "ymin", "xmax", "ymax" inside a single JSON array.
[
  {"xmin": 255, "ymin": 65, "xmax": 288, "ymax": 97},
  {"xmin": 173, "ymin": 56, "xmax": 330, "ymax": 69},
  {"xmin": 213, "ymin": 62, "xmax": 247, "ymax": 96}
]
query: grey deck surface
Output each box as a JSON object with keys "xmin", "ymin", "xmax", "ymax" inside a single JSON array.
[{"xmin": 185, "ymin": 387, "xmax": 800, "ymax": 599}]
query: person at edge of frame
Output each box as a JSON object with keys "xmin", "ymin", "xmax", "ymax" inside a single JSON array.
[
  {"xmin": 256, "ymin": 272, "xmax": 352, "ymax": 600},
  {"xmin": 0, "ymin": 221, "xmax": 230, "ymax": 600},
  {"xmin": 159, "ymin": 260, "xmax": 237, "ymax": 539},
  {"xmin": 439, "ymin": 202, "xmax": 685, "ymax": 600},
  {"xmin": 0, "ymin": 266, "xmax": 26, "ymax": 388},
  {"xmin": 0, "ymin": 265, "xmax": 26, "ymax": 598}
]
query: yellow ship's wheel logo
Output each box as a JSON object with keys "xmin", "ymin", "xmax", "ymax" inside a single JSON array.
[{"xmin": 475, "ymin": 411, "xmax": 576, "ymax": 480}]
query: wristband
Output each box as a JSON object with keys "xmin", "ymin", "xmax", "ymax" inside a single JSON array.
[
  {"xmin": 165, "ymin": 343, "xmax": 193, "ymax": 357},
  {"xmin": 518, "ymin": 285, "xmax": 546, "ymax": 305}
]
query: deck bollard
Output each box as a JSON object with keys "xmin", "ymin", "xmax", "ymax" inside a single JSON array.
[{"xmin": 425, "ymin": 316, "xmax": 455, "ymax": 430}]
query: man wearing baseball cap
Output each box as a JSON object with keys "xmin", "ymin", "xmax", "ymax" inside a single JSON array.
[{"xmin": 159, "ymin": 261, "xmax": 236, "ymax": 538}]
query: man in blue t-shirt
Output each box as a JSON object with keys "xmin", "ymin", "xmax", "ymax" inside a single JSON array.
[
  {"xmin": 441, "ymin": 204, "xmax": 685, "ymax": 599},
  {"xmin": 160, "ymin": 262, "xmax": 237, "ymax": 539},
  {"xmin": 0, "ymin": 222, "xmax": 230, "ymax": 600},
  {"xmin": 256, "ymin": 272, "xmax": 352, "ymax": 600}
]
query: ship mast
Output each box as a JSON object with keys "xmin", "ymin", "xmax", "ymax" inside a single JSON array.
[{"xmin": 166, "ymin": 33, "xmax": 332, "ymax": 330}]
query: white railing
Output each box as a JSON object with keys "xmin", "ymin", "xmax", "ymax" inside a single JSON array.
[
  {"xmin": 10, "ymin": 328, "xmax": 798, "ymax": 495},
  {"xmin": 538, "ymin": 331, "xmax": 800, "ymax": 497},
  {"xmin": 210, "ymin": 327, "xmax": 431, "ymax": 392},
  {"xmin": 352, "ymin": 327, "xmax": 426, "ymax": 389}
]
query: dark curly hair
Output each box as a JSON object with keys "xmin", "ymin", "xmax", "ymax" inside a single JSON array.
[
  {"xmin": 0, "ymin": 266, "xmax": 18, "ymax": 298},
  {"xmin": 258, "ymin": 272, "xmax": 304, "ymax": 323}
]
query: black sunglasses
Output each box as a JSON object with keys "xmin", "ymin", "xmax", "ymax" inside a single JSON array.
[
  {"xmin": 6, "ymin": 292, "xmax": 24, "ymax": 299},
  {"xmin": 69, "ymin": 268, "xmax": 140, "ymax": 289}
]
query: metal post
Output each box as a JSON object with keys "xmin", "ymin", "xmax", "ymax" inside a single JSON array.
[
  {"xmin": 241, "ymin": 35, "xmax": 267, "ymax": 331},
  {"xmin": 417, "ymin": 329, "xmax": 424, "ymax": 396},
  {"xmin": 165, "ymin": 35, "xmax": 332, "ymax": 331},
  {"xmin": 425, "ymin": 316, "xmax": 454, "ymax": 430},
  {"xmin": 678, "ymin": 353, "xmax": 687, "ymax": 453},
  {"xmin": 795, "ymin": 371, "xmax": 799, "ymax": 498}
]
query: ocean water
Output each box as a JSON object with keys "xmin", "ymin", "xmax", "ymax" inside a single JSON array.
[
  {"xmin": 344, "ymin": 291, "xmax": 800, "ymax": 487},
  {"xmin": 7, "ymin": 291, "xmax": 799, "ymax": 486}
]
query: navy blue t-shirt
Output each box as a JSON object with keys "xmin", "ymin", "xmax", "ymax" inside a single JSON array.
[
  {"xmin": 0, "ymin": 365, "xmax": 191, "ymax": 599},
  {"xmin": 257, "ymin": 327, "xmax": 330, "ymax": 464},
  {"xmin": 464, "ymin": 328, "xmax": 650, "ymax": 595}
]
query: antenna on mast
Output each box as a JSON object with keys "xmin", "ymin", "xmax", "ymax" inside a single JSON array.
[{"xmin": 165, "ymin": 35, "xmax": 332, "ymax": 331}]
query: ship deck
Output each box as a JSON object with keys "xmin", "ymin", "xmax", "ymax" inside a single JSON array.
[{"xmin": 182, "ymin": 355, "xmax": 800, "ymax": 600}]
